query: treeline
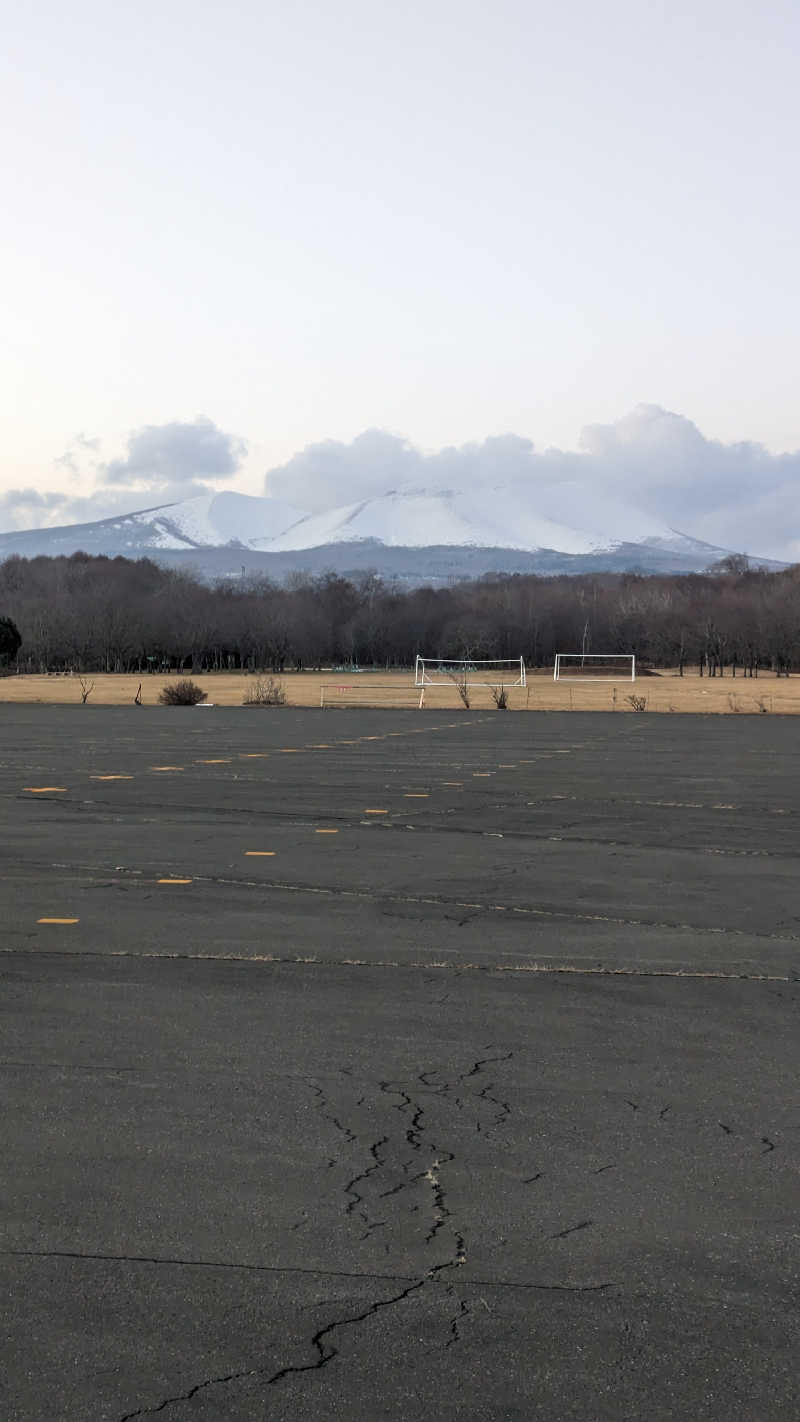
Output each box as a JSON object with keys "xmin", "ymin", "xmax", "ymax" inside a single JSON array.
[{"xmin": 1, "ymin": 551, "xmax": 800, "ymax": 676}]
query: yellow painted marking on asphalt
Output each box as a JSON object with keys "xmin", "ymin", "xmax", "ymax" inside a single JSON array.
[
  {"xmin": 364, "ymin": 809, "xmax": 388, "ymax": 815},
  {"xmin": 24, "ymin": 787, "xmax": 67, "ymax": 793},
  {"xmin": 315, "ymin": 829, "xmax": 339, "ymax": 834},
  {"xmin": 37, "ymin": 917, "xmax": 79, "ymax": 924},
  {"xmin": 245, "ymin": 850, "xmax": 276, "ymax": 856},
  {"xmin": 404, "ymin": 793, "xmax": 429, "ymax": 798},
  {"xmin": 472, "ymin": 772, "xmax": 492, "ymax": 777},
  {"xmin": 150, "ymin": 766, "xmax": 184, "ymax": 772},
  {"xmin": 240, "ymin": 753, "xmax": 269, "ymax": 758},
  {"xmin": 91, "ymin": 775, "xmax": 133, "ymax": 781},
  {"xmin": 281, "ymin": 748, "xmax": 301, "ymax": 753},
  {"xmin": 498, "ymin": 764, "xmax": 516, "ymax": 769},
  {"xmin": 158, "ymin": 878, "xmax": 193, "ymax": 884},
  {"xmin": 441, "ymin": 781, "xmax": 463, "ymax": 786},
  {"xmin": 196, "ymin": 758, "xmax": 231, "ymax": 764}
]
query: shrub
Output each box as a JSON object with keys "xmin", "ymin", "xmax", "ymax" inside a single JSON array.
[
  {"xmin": 626, "ymin": 694, "xmax": 648, "ymax": 712},
  {"xmin": 491, "ymin": 685, "xmax": 508, "ymax": 709},
  {"xmin": 159, "ymin": 678, "xmax": 207, "ymax": 706},
  {"xmin": 449, "ymin": 670, "xmax": 470, "ymax": 709},
  {"xmin": 243, "ymin": 676, "xmax": 286, "ymax": 707}
]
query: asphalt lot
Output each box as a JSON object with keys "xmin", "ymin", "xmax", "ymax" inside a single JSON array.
[{"xmin": 1, "ymin": 705, "xmax": 798, "ymax": 1420}]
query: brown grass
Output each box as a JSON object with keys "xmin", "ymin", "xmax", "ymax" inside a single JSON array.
[{"xmin": 0, "ymin": 668, "xmax": 797, "ymax": 713}]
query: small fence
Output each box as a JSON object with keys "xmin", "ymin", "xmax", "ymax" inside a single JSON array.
[{"xmin": 320, "ymin": 683, "xmax": 426, "ymax": 709}]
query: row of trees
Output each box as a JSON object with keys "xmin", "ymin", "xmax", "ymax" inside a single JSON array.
[{"xmin": 1, "ymin": 551, "xmax": 800, "ymax": 677}]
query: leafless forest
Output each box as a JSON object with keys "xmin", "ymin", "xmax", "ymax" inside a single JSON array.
[{"xmin": 1, "ymin": 552, "xmax": 799, "ymax": 676}]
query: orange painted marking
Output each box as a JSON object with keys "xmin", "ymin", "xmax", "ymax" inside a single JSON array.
[
  {"xmin": 25, "ymin": 786, "xmax": 67, "ymax": 793},
  {"xmin": 404, "ymin": 793, "xmax": 429, "ymax": 798},
  {"xmin": 91, "ymin": 775, "xmax": 133, "ymax": 781},
  {"xmin": 280, "ymin": 748, "xmax": 300, "ymax": 754},
  {"xmin": 158, "ymin": 878, "xmax": 193, "ymax": 884},
  {"xmin": 473, "ymin": 772, "xmax": 492, "ymax": 777},
  {"xmin": 245, "ymin": 851, "xmax": 276, "ymax": 856},
  {"xmin": 37, "ymin": 917, "xmax": 79, "ymax": 924},
  {"xmin": 196, "ymin": 758, "xmax": 231, "ymax": 764},
  {"xmin": 240, "ymin": 753, "xmax": 269, "ymax": 758},
  {"xmin": 364, "ymin": 809, "xmax": 388, "ymax": 815},
  {"xmin": 150, "ymin": 766, "xmax": 183, "ymax": 772},
  {"xmin": 315, "ymin": 828, "xmax": 339, "ymax": 834}
]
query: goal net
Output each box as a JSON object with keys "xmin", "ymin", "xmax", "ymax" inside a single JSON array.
[
  {"xmin": 321, "ymin": 683, "xmax": 426, "ymax": 708},
  {"xmin": 554, "ymin": 654, "xmax": 636, "ymax": 682},
  {"xmin": 415, "ymin": 656, "xmax": 526, "ymax": 687}
]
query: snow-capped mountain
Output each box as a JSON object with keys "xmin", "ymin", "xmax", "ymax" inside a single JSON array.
[
  {"xmin": 260, "ymin": 486, "xmax": 667, "ymax": 554},
  {"xmin": 0, "ymin": 492, "xmax": 306, "ymax": 558},
  {"xmin": 0, "ymin": 486, "xmax": 783, "ymax": 582},
  {"xmin": 122, "ymin": 491, "xmax": 306, "ymax": 549}
]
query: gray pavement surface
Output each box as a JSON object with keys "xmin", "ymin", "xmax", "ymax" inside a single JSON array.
[{"xmin": 0, "ymin": 705, "xmax": 798, "ymax": 1420}]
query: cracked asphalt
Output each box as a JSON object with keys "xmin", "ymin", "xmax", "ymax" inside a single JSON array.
[{"xmin": 1, "ymin": 704, "xmax": 798, "ymax": 1420}]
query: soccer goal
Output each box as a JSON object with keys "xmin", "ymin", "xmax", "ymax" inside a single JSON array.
[
  {"xmin": 553, "ymin": 654, "xmax": 636, "ymax": 681},
  {"xmin": 320, "ymin": 683, "xmax": 426, "ymax": 708},
  {"xmin": 415, "ymin": 656, "xmax": 526, "ymax": 687}
]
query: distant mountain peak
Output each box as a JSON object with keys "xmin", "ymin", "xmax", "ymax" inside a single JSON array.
[{"xmin": 0, "ymin": 486, "xmax": 783, "ymax": 582}]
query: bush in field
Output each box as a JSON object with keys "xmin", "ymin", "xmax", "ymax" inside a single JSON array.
[
  {"xmin": 243, "ymin": 676, "xmax": 287, "ymax": 706},
  {"xmin": 491, "ymin": 685, "xmax": 508, "ymax": 709},
  {"xmin": 159, "ymin": 678, "xmax": 207, "ymax": 706}
]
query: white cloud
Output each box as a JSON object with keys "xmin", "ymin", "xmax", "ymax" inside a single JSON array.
[
  {"xmin": 264, "ymin": 406, "xmax": 800, "ymax": 559},
  {"xmin": 3, "ymin": 407, "xmax": 800, "ymax": 559},
  {"xmin": 0, "ymin": 417, "xmax": 248, "ymax": 532},
  {"xmin": 103, "ymin": 416, "xmax": 246, "ymax": 486}
]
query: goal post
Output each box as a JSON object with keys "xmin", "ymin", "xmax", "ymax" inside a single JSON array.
[
  {"xmin": 415, "ymin": 656, "xmax": 526, "ymax": 687},
  {"xmin": 553, "ymin": 654, "xmax": 636, "ymax": 682},
  {"xmin": 320, "ymin": 683, "xmax": 426, "ymax": 708}
]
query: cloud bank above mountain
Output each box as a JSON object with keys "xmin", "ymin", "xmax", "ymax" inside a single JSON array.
[
  {"xmin": 1, "ymin": 407, "xmax": 799, "ymax": 561},
  {"xmin": 263, "ymin": 406, "xmax": 800, "ymax": 561},
  {"xmin": 0, "ymin": 417, "xmax": 248, "ymax": 534}
]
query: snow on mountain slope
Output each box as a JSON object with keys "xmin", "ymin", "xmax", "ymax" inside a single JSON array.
[
  {"xmin": 262, "ymin": 485, "xmax": 667, "ymax": 554},
  {"xmin": 126, "ymin": 492, "xmax": 308, "ymax": 548},
  {"xmin": 0, "ymin": 483, "xmax": 781, "ymax": 576}
]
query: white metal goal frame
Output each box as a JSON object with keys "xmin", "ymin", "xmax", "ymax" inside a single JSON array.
[
  {"xmin": 553, "ymin": 654, "xmax": 636, "ymax": 682},
  {"xmin": 321, "ymin": 683, "xmax": 426, "ymax": 708},
  {"xmin": 415, "ymin": 656, "xmax": 527, "ymax": 687}
]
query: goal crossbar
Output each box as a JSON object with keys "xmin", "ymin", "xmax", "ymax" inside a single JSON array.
[
  {"xmin": 554, "ymin": 654, "xmax": 636, "ymax": 682},
  {"xmin": 415, "ymin": 656, "xmax": 526, "ymax": 687}
]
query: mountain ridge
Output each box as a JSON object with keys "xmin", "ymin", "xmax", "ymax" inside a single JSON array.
[{"xmin": 0, "ymin": 488, "xmax": 784, "ymax": 582}]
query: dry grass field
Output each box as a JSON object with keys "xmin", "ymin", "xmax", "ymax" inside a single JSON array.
[{"xmin": 2, "ymin": 668, "xmax": 800, "ymax": 713}]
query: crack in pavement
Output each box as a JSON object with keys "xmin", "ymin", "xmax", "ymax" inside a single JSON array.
[
  {"xmin": 1, "ymin": 1248, "xmax": 618, "ymax": 1293},
  {"xmin": 116, "ymin": 1277, "xmax": 428, "ymax": 1420},
  {"xmin": 1, "ymin": 944, "xmax": 790, "ymax": 981},
  {"xmin": 550, "ymin": 1220, "xmax": 594, "ymax": 1240},
  {"xmin": 23, "ymin": 859, "xmax": 800, "ymax": 946}
]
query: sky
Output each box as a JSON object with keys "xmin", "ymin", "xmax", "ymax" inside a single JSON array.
[{"xmin": 2, "ymin": 0, "xmax": 799, "ymax": 554}]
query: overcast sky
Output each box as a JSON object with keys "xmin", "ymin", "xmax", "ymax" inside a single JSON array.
[{"xmin": 2, "ymin": 0, "xmax": 799, "ymax": 550}]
